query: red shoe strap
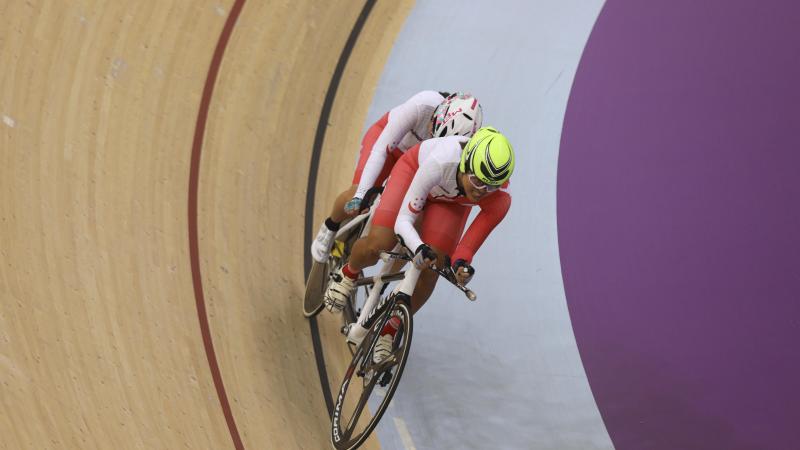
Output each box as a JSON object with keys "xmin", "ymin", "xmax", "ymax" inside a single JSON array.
[{"xmin": 341, "ymin": 264, "xmax": 359, "ymax": 280}]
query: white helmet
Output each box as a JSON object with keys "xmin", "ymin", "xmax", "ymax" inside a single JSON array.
[{"xmin": 432, "ymin": 93, "xmax": 483, "ymax": 138}]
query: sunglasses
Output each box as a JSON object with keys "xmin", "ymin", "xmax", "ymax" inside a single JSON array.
[{"xmin": 467, "ymin": 174, "xmax": 500, "ymax": 192}]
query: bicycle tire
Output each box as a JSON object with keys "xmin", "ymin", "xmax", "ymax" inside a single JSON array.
[
  {"xmin": 302, "ymin": 259, "xmax": 329, "ymax": 317},
  {"xmin": 331, "ymin": 301, "xmax": 413, "ymax": 450}
]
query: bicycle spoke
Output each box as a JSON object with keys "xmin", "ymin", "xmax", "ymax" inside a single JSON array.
[{"xmin": 343, "ymin": 374, "xmax": 378, "ymax": 440}]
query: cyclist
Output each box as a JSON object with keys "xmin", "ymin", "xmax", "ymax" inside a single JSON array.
[
  {"xmin": 323, "ymin": 127, "xmax": 515, "ymax": 361},
  {"xmin": 310, "ymin": 91, "xmax": 483, "ymax": 263}
]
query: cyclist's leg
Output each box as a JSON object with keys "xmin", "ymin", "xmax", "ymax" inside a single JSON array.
[
  {"xmin": 323, "ymin": 151, "xmax": 412, "ymax": 310},
  {"xmin": 347, "ymin": 155, "xmax": 417, "ymax": 272},
  {"xmin": 410, "ymin": 202, "xmax": 471, "ymax": 314},
  {"xmin": 329, "ymin": 184, "xmax": 358, "ymax": 224},
  {"xmin": 349, "ymin": 224, "xmax": 396, "ymax": 271}
]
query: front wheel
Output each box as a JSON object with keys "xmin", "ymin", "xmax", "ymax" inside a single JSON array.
[{"xmin": 331, "ymin": 301, "xmax": 413, "ymax": 450}]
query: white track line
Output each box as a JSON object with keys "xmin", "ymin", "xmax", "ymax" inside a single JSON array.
[{"xmin": 393, "ymin": 417, "xmax": 417, "ymax": 450}]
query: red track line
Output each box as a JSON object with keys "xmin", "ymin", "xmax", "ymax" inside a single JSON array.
[{"xmin": 188, "ymin": 1, "xmax": 246, "ymax": 449}]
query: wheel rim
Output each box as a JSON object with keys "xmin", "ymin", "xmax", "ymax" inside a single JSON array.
[
  {"xmin": 331, "ymin": 302, "xmax": 413, "ymax": 449},
  {"xmin": 303, "ymin": 260, "xmax": 329, "ymax": 316}
]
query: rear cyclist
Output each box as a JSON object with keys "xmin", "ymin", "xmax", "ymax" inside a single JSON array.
[
  {"xmin": 309, "ymin": 91, "xmax": 483, "ymax": 263},
  {"xmin": 323, "ymin": 127, "xmax": 515, "ymax": 361}
]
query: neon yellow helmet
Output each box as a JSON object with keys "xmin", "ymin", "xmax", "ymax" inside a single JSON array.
[{"xmin": 459, "ymin": 126, "xmax": 515, "ymax": 186}]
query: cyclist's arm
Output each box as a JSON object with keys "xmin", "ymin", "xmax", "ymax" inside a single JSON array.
[
  {"xmin": 354, "ymin": 102, "xmax": 418, "ymax": 199},
  {"xmin": 451, "ymin": 190, "xmax": 512, "ymax": 264},
  {"xmin": 394, "ymin": 158, "xmax": 443, "ymax": 252}
]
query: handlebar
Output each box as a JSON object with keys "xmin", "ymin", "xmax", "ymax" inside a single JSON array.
[{"xmin": 379, "ymin": 251, "xmax": 477, "ymax": 301}]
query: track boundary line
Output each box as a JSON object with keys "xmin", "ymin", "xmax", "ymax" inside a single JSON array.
[
  {"xmin": 303, "ymin": 0, "xmax": 377, "ymax": 418},
  {"xmin": 188, "ymin": 1, "xmax": 247, "ymax": 448}
]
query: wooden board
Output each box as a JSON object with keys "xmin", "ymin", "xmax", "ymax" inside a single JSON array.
[{"xmin": 0, "ymin": 0, "xmax": 413, "ymax": 448}]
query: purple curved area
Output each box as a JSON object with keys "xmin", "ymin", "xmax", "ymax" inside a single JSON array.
[{"xmin": 558, "ymin": 1, "xmax": 800, "ymax": 449}]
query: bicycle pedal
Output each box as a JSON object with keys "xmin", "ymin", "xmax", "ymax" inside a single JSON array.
[{"xmin": 378, "ymin": 371, "xmax": 393, "ymax": 387}]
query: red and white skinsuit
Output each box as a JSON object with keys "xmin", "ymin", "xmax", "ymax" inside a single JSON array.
[
  {"xmin": 352, "ymin": 90, "xmax": 444, "ymax": 198},
  {"xmin": 372, "ymin": 135, "xmax": 512, "ymax": 263}
]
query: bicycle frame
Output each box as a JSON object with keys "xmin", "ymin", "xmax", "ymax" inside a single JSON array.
[
  {"xmin": 345, "ymin": 251, "xmax": 420, "ymax": 344},
  {"xmin": 333, "ymin": 209, "xmax": 369, "ymax": 241},
  {"xmin": 346, "ymin": 249, "xmax": 477, "ymax": 345}
]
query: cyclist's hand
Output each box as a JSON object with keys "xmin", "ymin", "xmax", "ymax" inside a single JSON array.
[
  {"xmin": 413, "ymin": 244, "xmax": 437, "ymax": 269},
  {"xmin": 343, "ymin": 197, "xmax": 363, "ymax": 216},
  {"xmin": 452, "ymin": 259, "xmax": 475, "ymax": 286}
]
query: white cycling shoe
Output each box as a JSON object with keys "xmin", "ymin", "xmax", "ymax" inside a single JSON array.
[
  {"xmin": 372, "ymin": 333, "xmax": 394, "ymax": 364},
  {"xmin": 324, "ymin": 268, "xmax": 355, "ymax": 313},
  {"xmin": 372, "ymin": 316, "xmax": 401, "ymax": 364},
  {"xmin": 311, "ymin": 224, "xmax": 336, "ymax": 264}
]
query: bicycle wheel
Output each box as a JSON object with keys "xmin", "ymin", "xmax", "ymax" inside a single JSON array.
[
  {"xmin": 331, "ymin": 301, "xmax": 413, "ymax": 450},
  {"xmin": 303, "ymin": 259, "xmax": 329, "ymax": 317}
]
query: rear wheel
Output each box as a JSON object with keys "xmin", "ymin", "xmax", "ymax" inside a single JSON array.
[
  {"xmin": 303, "ymin": 217, "xmax": 366, "ymax": 318},
  {"xmin": 303, "ymin": 259, "xmax": 329, "ymax": 317},
  {"xmin": 331, "ymin": 301, "xmax": 413, "ymax": 450}
]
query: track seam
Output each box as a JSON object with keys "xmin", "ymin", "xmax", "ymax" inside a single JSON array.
[
  {"xmin": 304, "ymin": 0, "xmax": 377, "ymax": 418},
  {"xmin": 188, "ymin": 1, "xmax": 246, "ymax": 449}
]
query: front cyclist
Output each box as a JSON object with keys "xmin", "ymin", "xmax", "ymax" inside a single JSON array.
[
  {"xmin": 323, "ymin": 127, "xmax": 515, "ymax": 361},
  {"xmin": 309, "ymin": 91, "xmax": 483, "ymax": 263}
]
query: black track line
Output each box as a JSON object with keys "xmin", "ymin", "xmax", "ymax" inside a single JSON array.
[{"xmin": 304, "ymin": 0, "xmax": 377, "ymax": 418}]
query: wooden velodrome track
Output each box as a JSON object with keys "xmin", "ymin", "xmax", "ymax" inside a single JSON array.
[{"xmin": 1, "ymin": 0, "xmax": 412, "ymax": 448}]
